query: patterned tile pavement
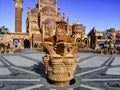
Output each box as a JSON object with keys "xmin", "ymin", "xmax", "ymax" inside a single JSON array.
[{"xmin": 0, "ymin": 49, "xmax": 119, "ymax": 90}]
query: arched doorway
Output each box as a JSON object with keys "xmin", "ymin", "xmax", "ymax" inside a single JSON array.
[
  {"xmin": 24, "ymin": 39, "xmax": 30, "ymax": 48},
  {"xmin": 83, "ymin": 38, "xmax": 89, "ymax": 48},
  {"xmin": 83, "ymin": 38, "xmax": 89, "ymax": 44},
  {"xmin": 76, "ymin": 38, "xmax": 82, "ymax": 43}
]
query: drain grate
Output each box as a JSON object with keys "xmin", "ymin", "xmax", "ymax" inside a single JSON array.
[
  {"xmin": 0, "ymin": 84, "xmax": 5, "ymax": 89},
  {"xmin": 10, "ymin": 73, "xmax": 20, "ymax": 76},
  {"xmin": 96, "ymin": 72, "xmax": 107, "ymax": 77},
  {"xmin": 99, "ymin": 72, "xmax": 107, "ymax": 76},
  {"xmin": 106, "ymin": 82, "xmax": 120, "ymax": 88}
]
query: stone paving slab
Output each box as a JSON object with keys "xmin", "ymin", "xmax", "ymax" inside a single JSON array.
[
  {"xmin": 78, "ymin": 56, "xmax": 109, "ymax": 68},
  {"xmin": 3, "ymin": 56, "xmax": 38, "ymax": 67},
  {"xmin": 22, "ymin": 53, "xmax": 44, "ymax": 61},
  {"xmin": 0, "ymin": 61, "xmax": 4, "ymax": 66},
  {"xmin": 0, "ymin": 68, "xmax": 11, "ymax": 75},
  {"xmin": 111, "ymin": 57, "xmax": 120, "ymax": 66},
  {"xmin": 106, "ymin": 67, "xmax": 120, "ymax": 75}
]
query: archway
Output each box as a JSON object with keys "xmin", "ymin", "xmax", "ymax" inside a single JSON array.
[
  {"xmin": 24, "ymin": 39, "xmax": 30, "ymax": 48},
  {"xmin": 83, "ymin": 38, "xmax": 89, "ymax": 48},
  {"xmin": 83, "ymin": 38, "xmax": 89, "ymax": 44},
  {"xmin": 76, "ymin": 38, "xmax": 82, "ymax": 43}
]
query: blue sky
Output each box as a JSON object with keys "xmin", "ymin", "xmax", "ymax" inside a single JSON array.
[{"xmin": 0, "ymin": 0, "xmax": 120, "ymax": 34}]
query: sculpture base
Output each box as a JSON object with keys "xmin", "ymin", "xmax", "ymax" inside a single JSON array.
[
  {"xmin": 47, "ymin": 78, "xmax": 77, "ymax": 87},
  {"xmin": 47, "ymin": 78, "xmax": 70, "ymax": 86},
  {"xmin": 54, "ymin": 81, "xmax": 70, "ymax": 87}
]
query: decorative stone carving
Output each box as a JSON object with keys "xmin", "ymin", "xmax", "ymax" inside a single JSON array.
[{"xmin": 41, "ymin": 35, "xmax": 83, "ymax": 86}]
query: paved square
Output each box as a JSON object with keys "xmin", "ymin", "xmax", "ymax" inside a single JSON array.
[
  {"xmin": 0, "ymin": 68, "xmax": 11, "ymax": 75},
  {"xmin": 111, "ymin": 57, "xmax": 120, "ymax": 66},
  {"xmin": 0, "ymin": 61, "xmax": 4, "ymax": 65},
  {"xmin": 78, "ymin": 56, "xmax": 109, "ymax": 68},
  {"xmin": 106, "ymin": 67, "xmax": 120, "ymax": 75},
  {"xmin": 0, "ymin": 49, "xmax": 120, "ymax": 90},
  {"xmin": 3, "ymin": 56, "xmax": 38, "ymax": 67},
  {"xmin": 22, "ymin": 53, "xmax": 44, "ymax": 61}
]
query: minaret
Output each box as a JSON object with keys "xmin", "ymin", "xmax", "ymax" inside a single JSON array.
[
  {"xmin": 55, "ymin": 0, "xmax": 58, "ymax": 12},
  {"xmin": 14, "ymin": 0, "xmax": 24, "ymax": 32}
]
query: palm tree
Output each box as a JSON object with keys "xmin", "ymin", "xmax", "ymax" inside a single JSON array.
[
  {"xmin": 0, "ymin": 26, "xmax": 3, "ymax": 36},
  {"xmin": 0, "ymin": 26, "xmax": 11, "ymax": 35}
]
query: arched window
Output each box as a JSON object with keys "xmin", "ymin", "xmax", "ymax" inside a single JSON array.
[{"xmin": 76, "ymin": 38, "xmax": 82, "ymax": 43}]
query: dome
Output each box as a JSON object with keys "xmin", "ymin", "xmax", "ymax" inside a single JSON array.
[
  {"xmin": 45, "ymin": 18, "xmax": 56, "ymax": 25},
  {"xmin": 42, "ymin": 6, "xmax": 56, "ymax": 13},
  {"xmin": 31, "ymin": 8, "xmax": 39, "ymax": 13},
  {"xmin": 75, "ymin": 21, "xmax": 81, "ymax": 25}
]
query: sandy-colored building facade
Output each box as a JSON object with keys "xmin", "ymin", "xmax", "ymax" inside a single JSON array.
[
  {"xmin": 0, "ymin": 0, "xmax": 90, "ymax": 49},
  {"xmin": 88, "ymin": 27, "xmax": 120, "ymax": 49}
]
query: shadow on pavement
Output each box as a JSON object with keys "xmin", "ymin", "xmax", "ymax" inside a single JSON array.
[{"xmin": 32, "ymin": 62, "xmax": 47, "ymax": 78}]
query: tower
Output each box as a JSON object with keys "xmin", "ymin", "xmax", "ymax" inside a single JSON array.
[{"xmin": 14, "ymin": 0, "xmax": 23, "ymax": 32}]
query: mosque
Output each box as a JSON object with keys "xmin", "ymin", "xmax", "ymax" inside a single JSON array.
[{"xmin": 0, "ymin": 0, "xmax": 90, "ymax": 49}]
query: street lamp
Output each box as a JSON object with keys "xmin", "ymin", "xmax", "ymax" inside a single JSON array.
[{"xmin": 1, "ymin": 28, "xmax": 10, "ymax": 54}]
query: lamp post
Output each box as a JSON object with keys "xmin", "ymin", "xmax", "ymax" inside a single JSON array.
[
  {"xmin": 1, "ymin": 28, "xmax": 10, "ymax": 54},
  {"xmin": 2, "ymin": 29, "xmax": 7, "ymax": 53}
]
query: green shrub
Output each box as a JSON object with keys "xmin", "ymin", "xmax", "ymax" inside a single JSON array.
[
  {"xmin": 36, "ymin": 48, "xmax": 44, "ymax": 52},
  {"xmin": 79, "ymin": 49, "xmax": 99, "ymax": 53},
  {"xmin": 116, "ymin": 47, "xmax": 120, "ymax": 52},
  {"xmin": 14, "ymin": 48, "xmax": 22, "ymax": 53},
  {"xmin": 117, "ymin": 51, "xmax": 120, "ymax": 54}
]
